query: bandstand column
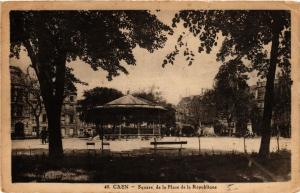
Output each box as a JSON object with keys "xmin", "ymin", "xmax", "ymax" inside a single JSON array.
[
  {"xmin": 159, "ymin": 125, "xmax": 161, "ymax": 136},
  {"xmin": 158, "ymin": 112, "xmax": 161, "ymax": 137},
  {"xmin": 137, "ymin": 122, "xmax": 140, "ymax": 137},
  {"xmin": 152, "ymin": 122, "xmax": 155, "ymax": 136}
]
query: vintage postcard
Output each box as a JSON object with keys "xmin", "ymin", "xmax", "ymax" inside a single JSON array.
[{"xmin": 1, "ymin": 1, "xmax": 300, "ymax": 193}]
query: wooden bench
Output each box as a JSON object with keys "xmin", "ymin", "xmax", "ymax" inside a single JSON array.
[
  {"xmin": 100, "ymin": 142, "xmax": 111, "ymax": 156},
  {"xmin": 86, "ymin": 142, "xmax": 110, "ymax": 149},
  {"xmin": 150, "ymin": 141, "xmax": 187, "ymax": 156},
  {"xmin": 86, "ymin": 142, "xmax": 96, "ymax": 155},
  {"xmin": 102, "ymin": 142, "xmax": 110, "ymax": 150},
  {"xmin": 86, "ymin": 142, "xmax": 96, "ymax": 149}
]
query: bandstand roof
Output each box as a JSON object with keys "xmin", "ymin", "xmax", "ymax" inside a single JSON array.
[{"xmin": 94, "ymin": 94, "xmax": 166, "ymax": 110}]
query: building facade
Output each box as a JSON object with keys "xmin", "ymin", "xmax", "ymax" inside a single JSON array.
[
  {"xmin": 10, "ymin": 65, "xmax": 80, "ymax": 138},
  {"xmin": 176, "ymin": 96, "xmax": 195, "ymax": 126},
  {"xmin": 10, "ymin": 66, "xmax": 31, "ymax": 137},
  {"xmin": 250, "ymin": 79, "xmax": 279, "ymax": 113},
  {"xmin": 176, "ymin": 90, "xmax": 217, "ymax": 136},
  {"xmin": 250, "ymin": 79, "xmax": 290, "ymax": 137}
]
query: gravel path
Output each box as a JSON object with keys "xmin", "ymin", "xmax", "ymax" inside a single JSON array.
[{"xmin": 12, "ymin": 136, "xmax": 290, "ymax": 153}]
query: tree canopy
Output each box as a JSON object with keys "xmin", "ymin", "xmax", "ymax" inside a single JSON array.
[
  {"xmin": 133, "ymin": 87, "xmax": 176, "ymax": 128},
  {"xmin": 10, "ymin": 10, "xmax": 172, "ymax": 158},
  {"xmin": 164, "ymin": 11, "xmax": 290, "ymax": 72},
  {"xmin": 11, "ymin": 11, "xmax": 172, "ymax": 80},
  {"xmin": 132, "ymin": 86, "xmax": 166, "ymax": 105},
  {"xmin": 78, "ymin": 87, "xmax": 124, "ymax": 123},
  {"xmin": 273, "ymin": 70, "xmax": 292, "ymax": 137},
  {"xmin": 164, "ymin": 10, "xmax": 290, "ymax": 157},
  {"xmin": 213, "ymin": 60, "xmax": 254, "ymax": 135}
]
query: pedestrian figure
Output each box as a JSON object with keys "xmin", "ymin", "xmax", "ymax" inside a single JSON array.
[
  {"xmin": 45, "ymin": 129, "xmax": 48, "ymax": 143},
  {"xmin": 40, "ymin": 128, "xmax": 47, "ymax": 144}
]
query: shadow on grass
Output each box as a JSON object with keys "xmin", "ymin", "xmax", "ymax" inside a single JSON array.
[{"xmin": 12, "ymin": 149, "xmax": 291, "ymax": 183}]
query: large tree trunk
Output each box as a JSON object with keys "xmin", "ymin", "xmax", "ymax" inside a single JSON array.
[
  {"xmin": 23, "ymin": 33, "xmax": 67, "ymax": 159},
  {"xmin": 258, "ymin": 15, "xmax": 281, "ymax": 157},
  {"xmin": 44, "ymin": 58, "xmax": 66, "ymax": 158},
  {"xmin": 46, "ymin": 102, "xmax": 63, "ymax": 158},
  {"xmin": 35, "ymin": 56, "xmax": 66, "ymax": 159}
]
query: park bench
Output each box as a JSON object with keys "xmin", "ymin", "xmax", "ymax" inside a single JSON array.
[
  {"xmin": 86, "ymin": 141, "xmax": 96, "ymax": 155},
  {"xmin": 86, "ymin": 141, "xmax": 110, "ymax": 149},
  {"xmin": 102, "ymin": 142, "xmax": 110, "ymax": 150},
  {"xmin": 150, "ymin": 141, "xmax": 187, "ymax": 156},
  {"xmin": 100, "ymin": 142, "xmax": 111, "ymax": 156},
  {"xmin": 86, "ymin": 142, "xmax": 96, "ymax": 149}
]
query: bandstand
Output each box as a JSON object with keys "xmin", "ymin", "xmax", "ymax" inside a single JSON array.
[{"xmin": 90, "ymin": 95, "xmax": 167, "ymax": 138}]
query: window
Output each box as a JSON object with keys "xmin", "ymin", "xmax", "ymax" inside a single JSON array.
[
  {"xmin": 16, "ymin": 105, "xmax": 23, "ymax": 116},
  {"xmin": 61, "ymin": 128, "xmax": 66, "ymax": 136},
  {"xmin": 42, "ymin": 114, "xmax": 47, "ymax": 123},
  {"xmin": 79, "ymin": 129, "xmax": 84, "ymax": 135},
  {"xmin": 69, "ymin": 128, "xmax": 74, "ymax": 135},
  {"xmin": 69, "ymin": 114, "xmax": 74, "ymax": 124},
  {"xmin": 11, "ymin": 88, "xmax": 16, "ymax": 100},
  {"xmin": 11, "ymin": 106, "xmax": 15, "ymax": 116},
  {"xmin": 70, "ymin": 96, "xmax": 74, "ymax": 102},
  {"xmin": 16, "ymin": 89, "xmax": 23, "ymax": 101}
]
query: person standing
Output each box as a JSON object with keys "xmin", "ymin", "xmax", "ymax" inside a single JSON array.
[
  {"xmin": 45, "ymin": 129, "xmax": 48, "ymax": 143},
  {"xmin": 40, "ymin": 128, "xmax": 47, "ymax": 144}
]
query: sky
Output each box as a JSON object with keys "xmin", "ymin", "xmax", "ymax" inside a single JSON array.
[{"xmin": 10, "ymin": 10, "xmax": 259, "ymax": 105}]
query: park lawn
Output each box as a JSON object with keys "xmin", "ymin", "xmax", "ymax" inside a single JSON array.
[{"xmin": 12, "ymin": 149, "xmax": 290, "ymax": 183}]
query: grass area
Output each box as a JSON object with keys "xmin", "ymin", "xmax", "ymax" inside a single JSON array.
[{"xmin": 12, "ymin": 150, "xmax": 290, "ymax": 183}]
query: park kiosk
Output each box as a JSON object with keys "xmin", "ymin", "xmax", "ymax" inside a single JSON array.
[
  {"xmin": 88, "ymin": 94, "xmax": 187, "ymax": 155},
  {"xmin": 91, "ymin": 94, "xmax": 167, "ymax": 139}
]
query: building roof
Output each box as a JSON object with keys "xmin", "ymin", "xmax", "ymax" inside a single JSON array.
[
  {"xmin": 95, "ymin": 95, "xmax": 166, "ymax": 110},
  {"xmin": 106, "ymin": 94, "xmax": 152, "ymax": 105}
]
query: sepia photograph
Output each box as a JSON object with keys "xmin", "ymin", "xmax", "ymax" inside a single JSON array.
[{"xmin": 1, "ymin": 2, "xmax": 300, "ymax": 193}]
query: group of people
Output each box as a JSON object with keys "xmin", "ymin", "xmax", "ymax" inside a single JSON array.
[{"xmin": 40, "ymin": 128, "xmax": 48, "ymax": 144}]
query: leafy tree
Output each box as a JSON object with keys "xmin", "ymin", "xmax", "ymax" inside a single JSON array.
[
  {"xmin": 214, "ymin": 60, "xmax": 253, "ymax": 135},
  {"xmin": 78, "ymin": 87, "xmax": 123, "ymax": 139},
  {"xmin": 186, "ymin": 92, "xmax": 216, "ymax": 128},
  {"xmin": 133, "ymin": 86, "xmax": 166, "ymax": 104},
  {"xmin": 133, "ymin": 87, "xmax": 176, "ymax": 130},
  {"xmin": 164, "ymin": 10, "xmax": 290, "ymax": 157},
  {"xmin": 10, "ymin": 11, "xmax": 171, "ymax": 158},
  {"xmin": 64, "ymin": 67, "xmax": 87, "ymax": 98},
  {"xmin": 78, "ymin": 87, "xmax": 123, "ymax": 123},
  {"xmin": 199, "ymin": 89, "xmax": 217, "ymax": 125},
  {"xmin": 249, "ymin": 101, "xmax": 261, "ymax": 136},
  {"xmin": 189, "ymin": 95, "xmax": 203, "ymax": 127},
  {"xmin": 273, "ymin": 67, "xmax": 291, "ymax": 137},
  {"xmin": 162, "ymin": 103, "xmax": 176, "ymax": 133}
]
